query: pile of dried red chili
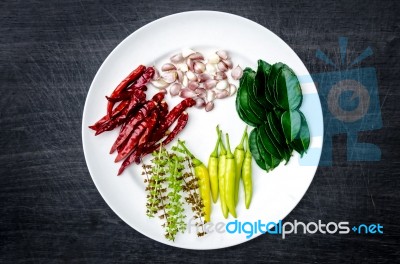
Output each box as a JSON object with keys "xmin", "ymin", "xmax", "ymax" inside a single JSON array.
[{"xmin": 89, "ymin": 65, "xmax": 195, "ymax": 175}]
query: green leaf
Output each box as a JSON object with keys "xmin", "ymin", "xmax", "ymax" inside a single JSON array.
[
  {"xmin": 256, "ymin": 127, "xmax": 281, "ymax": 171},
  {"xmin": 254, "ymin": 60, "xmax": 274, "ymax": 109},
  {"xmin": 291, "ymin": 111, "xmax": 311, "ymax": 156},
  {"xmin": 258, "ymin": 123, "xmax": 282, "ymax": 160},
  {"xmin": 275, "ymin": 66, "xmax": 302, "ymax": 110},
  {"xmin": 281, "ymin": 110, "xmax": 301, "ymax": 143},
  {"xmin": 266, "ymin": 112, "xmax": 292, "ymax": 162},
  {"xmin": 248, "ymin": 128, "xmax": 268, "ymax": 171},
  {"xmin": 236, "ymin": 96, "xmax": 260, "ymax": 127},
  {"xmin": 266, "ymin": 62, "xmax": 284, "ymax": 107},
  {"xmin": 238, "ymin": 68, "xmax": 267, "ymax": 122},
  {"xmin": 239, "ymin": 68, "xmax": 266, "ymax": 120}
]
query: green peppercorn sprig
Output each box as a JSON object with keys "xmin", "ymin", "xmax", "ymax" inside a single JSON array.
[{"xmin": 142, "ymin": 142, "xmax": 207, "ymax": 241}]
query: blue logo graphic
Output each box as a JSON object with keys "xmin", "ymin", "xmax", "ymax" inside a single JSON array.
[{"xmin": 299, "ymin": 37, "xmax": 382, "ymax": 166}]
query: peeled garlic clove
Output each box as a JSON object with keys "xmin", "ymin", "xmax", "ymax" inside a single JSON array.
[
  {"xmin": 197, "ymin": 91, "xmax": 206, "ymax": 99},
  {"xmin": 161, "ymin": 63, "xmax": 176, "ymax": 72},
  {"xmin": 152, "ymin": 67, "xmax": 160, "ymax": 80},
  {"xmin": 189, "ymin": 52, "xmax": 204, "ymax": 61},
  {"xmin": 182, "ymin": 48, "xmax": 195, "ymax": 58},
  {"xmin": 170, "ymin": 53, "xmax": 184, "ymax": 63},
  {"xmin": 194, "ymin": 61, "xmax": 206, "ymax": 74},
  {"xmin": 204, "ymin": 79, "xmax": 217, "ymax": 90},
  {"xmin": 206, "ymin": 90, "xmax": 216, "ymax": 102},
  {"xmin": 216, "ymin": 89, "xmax": 229, "ymax": 99},
  {"xmin": 215, "ymin": 71, "xmax": 227, "ymax": 80},
  {"xmin": 217, "ymin": 61, "xmax": 228, "ymax": 72},
  {"xmin": 216, "ymin": 80, "xmax": 229, "ymax": 90},
  {"xmin": 180, "ymin": 88, "xmax": 197, "ymax": 98},
  {"xmin": 182, "ymin": 75, "xmax": 188, "ymax": 87},
  {"xmin": 198, "ymin": 73, "xmax": 211, "ymax": 83},
  {"xmin": 206, "ymin": 63, "xmax": 217, "ymax": 74},
  {"xmin": 162, "ymin": 71, "xmax": 177, "ymax": 83},
  {"xmin": 205, "ymin": 102, "xmax": 214, "ymax": 112},
  {"xmin": 170, "ymin": 83, "xmax": 182, "ymax": 96},
  {"xmin": 229, "ymin": 84, "xmax": 237, "ymax": 96},
  {"xmin": 208, "ymin": 53, "xmax": 220, "ymax": 64},
  {"xmin": 223, "ymin": 59, "xmax": 233, "ymax": 69},
  {"xmin": 188, "ymin": 81, "xmax": 199, "ymax": 91},
  {"xmin": 151, "ymin": 79, "xmax": 169, "ymax": 89},
  {"xmin": 194, "ymin": 97, "xmax": 206, "ymax": 108},
  {"xmin": 186, "ymin": 58, "xmax": 194, "ymax": 71},
  {"xmin": 195, "ymin": 87, "xmax": 206, "ymax": 96},
  {"xmin": 177, "ymin": 63, "xmax": 188, "ymax": 72},
  {"xmin": 231, "ymin": 65, "xmax": 243, "ymax": 80},
  {"xmin": 176, "ymin": 70, "xmax": 184, "ymax": 83},
  {"xmin": 186, "ymin": 71, "xmax": 197, "ymax": 82},
  {"xmin": 216, "ymin": 50, "xmax": 229, "ymax": 60}
]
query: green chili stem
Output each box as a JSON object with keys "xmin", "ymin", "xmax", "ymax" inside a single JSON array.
[
  {"xmin": 238, "ymin": 125, "xmax": 248, "ymax": 150},
  {"xmin": 211, "ymin": 125, "xmax": 220, "ymax": 158},
  {"xmin": 178, "ymin": 140, "xmax": 194, "ymax": 158},
  {"xmin": 225, "ymin": 133, "xmax": 233, "ymax": 158},
  {"xmin": 218, "ymin": 128, "xmax": 226, "ymax": 155}
]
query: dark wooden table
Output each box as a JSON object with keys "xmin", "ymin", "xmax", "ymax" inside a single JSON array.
[{"xmin": 1, "ymin": 0, "xmax": 399, "ymax": 263}]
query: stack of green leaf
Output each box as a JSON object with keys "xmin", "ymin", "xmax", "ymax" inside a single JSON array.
[{"xmin": 235, "ymin": 60, "xmax": 310, "ymax": 172}]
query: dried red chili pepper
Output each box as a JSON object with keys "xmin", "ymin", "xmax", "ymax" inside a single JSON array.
[
  {"xmin": 136, "ymin": 111, "xmax": 189, "ymax": 163},
  {"xmin": 89, "ymin": 100, "xmax": 129, "ymax": 131},
  {"xmin": 157, "ymin": 101, "xmax": 168, "ymax": 120},
  {"xmin": 117, "ymin": 112, "xmax": 160, "ymax": 175},
  {"xmin": 145, "ymin": 98, "xmax": 195, "ymax": 143},
  {"xmin": 112, "ymin": 91, "xmax": 164, "ymax": 153},
  {"xmin": 157, "ymin": 111, "xmax": 189, "ymax": 148},
  {"xmin": 126, "ymin": 67, "xmax": 155, "ymax": 92},
  {"xmin": 151, "ymin": 90, "xmax": 165, "ymax": 103},
  {"xmin": 105, "ymin": 87, "xmax": 146, "ymax": 103},
  {"xmin": 115, "ymin": 111, "xmax": 158, "ymax": 163},
  {"xmin": 130, "ymin": 99, "xmax": 195, "ymax": 164},
  {"xmin": 95, "ymin": 90, "xmax": 146, "ymax": 135},
  {"xmin": 119, "ymin": 100, "xmax": 168, "ymax": 163},
  {"xmin": 107, "ymin": 65, "xmax": 146, "ymax": 117},
  {"xmin": 109, "ymin": 100, "xmax": 157, "ymax": 154},
  {"xmin": 160, "ymin": 98, "xmax": 195, "ymax": 131}
]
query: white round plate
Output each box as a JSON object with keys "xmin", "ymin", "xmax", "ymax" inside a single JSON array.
[{"xmin": 82, "ymin": 11, "xmax": 323, "ymax": 250}]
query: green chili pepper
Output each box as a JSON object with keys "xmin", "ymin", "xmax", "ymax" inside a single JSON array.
[
  {"xmin": 179, "ymin": 140, "xmax": 211, "ymax": 222},
  {"xmin": 234, "ymin": 126, "xmax": 247, "ymax": 205},
  {"xmin": 242, "ymin": 132, "xmax": 252, "ymax": 209},
  {"xmin": 218, "ymin": 129, "xmax": 229, "ymax": 218},
  {"xmin": 225, "ymin": 133, "xmax": 237, "ymax": 218},
  {"xmin": 208, "ymin": 126, "xmax": 220, "ymax": 203}
]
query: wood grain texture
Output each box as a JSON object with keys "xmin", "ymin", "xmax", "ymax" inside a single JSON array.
[{"xmin": 1, "ymin": 0, "xmax": 399, "ymax": 263}]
